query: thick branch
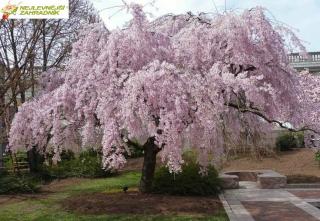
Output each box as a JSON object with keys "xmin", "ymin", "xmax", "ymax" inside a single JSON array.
[{"xmin": 227, "ymin": 102, "xmax": 319, "ymax": 134}]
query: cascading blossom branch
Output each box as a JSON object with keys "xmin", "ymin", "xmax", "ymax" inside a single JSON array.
[{"xmin": 8, "ymin": 4, "xmax": 320, "ymax": 189}]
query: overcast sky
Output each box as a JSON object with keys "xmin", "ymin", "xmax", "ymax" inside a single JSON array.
[{"xmin": 90, "ymin": 0, "xmax": 320, "ymax": 51}]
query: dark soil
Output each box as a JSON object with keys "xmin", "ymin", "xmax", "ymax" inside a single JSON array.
[
  {"xmin": 287, "ymin": 174, "xmax": 320, "ymax": 184},
  {"xmin": 62, "ymin": 191, "xmax": 223, "ymax": 216}
]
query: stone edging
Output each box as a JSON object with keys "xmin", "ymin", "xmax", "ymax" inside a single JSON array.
[
  {"xmin": 219, "ymin": 170, "xmax": 287, "ymax": 189},
  {"xmin": 286, "ymin": 183, "xmax": 320, "ymax": 188},
  {"xmin": 218, "ymin": 193, "xmax": 255, "ymax": 221}
]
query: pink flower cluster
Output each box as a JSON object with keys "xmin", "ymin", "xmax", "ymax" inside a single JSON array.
[{"xmin": 8, "ymin": 5, "xmax": 319, "ymax": 172}]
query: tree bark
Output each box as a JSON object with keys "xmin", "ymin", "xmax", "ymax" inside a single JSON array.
[
  {"xmin": 0, "ymin": 127, "xmax": 4, "ymax": 170},
  {"xmin": 0, "ymin": 120, "xmax": 7, "ymax": 171},
  {"xmin": 27, "ymin": 148, "xmax": 37, "ymax": 172},
  {"xmin": 0, "ymin": 64, "xmax": 5, "ymax": 170},
  {"xmin": 27, "ymin": 147, "xmax": 44, "ymax": 173},
  {"xmin": 139, "ymin": 137, "xmax": 159, "ymax": 193},
  {"xmin": 42, "ymin": 19, "xmax": 48, "ymax": 72}
]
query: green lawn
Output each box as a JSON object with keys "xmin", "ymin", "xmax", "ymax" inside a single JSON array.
[{"xmin": 0, "ymin": 172, "xmax": 228, "ymax": 221}]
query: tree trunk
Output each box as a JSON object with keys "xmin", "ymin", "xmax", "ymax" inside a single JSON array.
[
  {"xmin": 0, "ymin": 124, "xmax": 7, "ymax": 171},
  {"xmin": 0, "ymin": 80, "xmax": 5, "ymax": 170},
  {"xmin": 27, "ymin": 147, "xmax": 44, "ymax": 173},
  {"xmin": 0, "ymin": 141, "xmax": 6, "ymax": 173},
  {"xmin": 27, "ymin": 148, "xmax": 37, "ymax": 172},
  {"xmin": 42, "ymin": 19, "xmax": 47, "ymax": 72},
  {"xmin": 139, "ymin": 137, "xmax": 159, "ymax": 193}
]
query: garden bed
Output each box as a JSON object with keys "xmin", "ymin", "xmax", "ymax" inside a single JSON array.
[
  {"xmin": 63, "ymin": 191, "xmax": 223, "ymax": 216},
  {"xmin": 287, "ymin": 175, "xmax": 320, "ymax": 184}
]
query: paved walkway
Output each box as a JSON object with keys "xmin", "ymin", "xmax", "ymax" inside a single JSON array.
[{"xmin": 220, "ymin": 182, "xmax": 320, "ymax": 221}]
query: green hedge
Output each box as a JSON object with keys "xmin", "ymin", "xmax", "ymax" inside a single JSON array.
[
  {"xmin": 0, "ymin": 174, "xmax": 39, "ymax": 194},
  {"xmin": 276, "ymin": 132, "xmax": 304, "ymax": 151},
  {"xmin": 39, "ymin": 149, "xmax": 112, "ymax": 181},
  {"xmin": 152, "ymin": 161, "xmax": 222, "ymax": 196}
]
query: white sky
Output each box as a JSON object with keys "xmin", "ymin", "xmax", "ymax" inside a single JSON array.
[{"xmin": 90, "ymin": 0, "xmax": 320, "ymax": 51}]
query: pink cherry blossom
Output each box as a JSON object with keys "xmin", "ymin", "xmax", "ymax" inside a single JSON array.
[{"xmin": 8, "ymin": 4, "xmax": 320, "ymax": 173}]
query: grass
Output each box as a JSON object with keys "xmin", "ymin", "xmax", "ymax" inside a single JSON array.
[{"xmin": 0, "ymin": 171, "xmax": 228, "ymax": 221}]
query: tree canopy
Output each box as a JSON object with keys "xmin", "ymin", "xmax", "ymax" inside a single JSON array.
[{"xmin": 8, "ymin": 4, "xmax": 320, "ymax": 174}]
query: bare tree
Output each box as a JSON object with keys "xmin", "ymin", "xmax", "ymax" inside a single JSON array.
[{"xmin": 0, "ymin": 0, "xmax": 100, "ymax": 170}]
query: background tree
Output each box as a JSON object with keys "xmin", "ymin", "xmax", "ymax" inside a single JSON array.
[
  {"xmin": 0, "ymin": 0, "xmax": 99, "ymax": 171},
  {"xmin": 8, "ymin": 4, "xmax": 320, "ymax": 192}
]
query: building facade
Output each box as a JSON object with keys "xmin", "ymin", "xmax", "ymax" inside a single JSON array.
[{"xmin": 289, "ymin": 52, "xmax": 320, "ymax": 73}]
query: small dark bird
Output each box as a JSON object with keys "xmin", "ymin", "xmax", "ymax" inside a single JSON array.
[{"xmin": 122, "ymin": 186, "xmax": 128, "ymax": 193}]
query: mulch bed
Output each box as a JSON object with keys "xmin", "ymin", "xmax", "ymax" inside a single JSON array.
[
  {"xmin": 62, "ymin": 191, "xmax": 223, "ymax": 216},
  {"xmin": 287, "ymin": 174, "xmax": 320, "ymax": 184}
]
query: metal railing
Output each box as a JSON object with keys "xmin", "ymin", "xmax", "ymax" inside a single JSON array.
[{"xmin": 288, "ymin": 52, "xmax": 320, "ymax": 63}]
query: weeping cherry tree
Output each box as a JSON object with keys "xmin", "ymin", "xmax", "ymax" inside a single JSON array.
[{"xmin": 8, "ymin": 5, "xmax": 320, "ymax": 192}]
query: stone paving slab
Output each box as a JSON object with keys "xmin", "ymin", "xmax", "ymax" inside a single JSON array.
[
  {"xmin": 221, "ymin": 187, "xmax": 320, "ymax": 221},
  {"xmin": 219, "ymin": 194, "xmax": 255, "ymax": 221},
  {"xmin": 242, "ymin": 201, "xmax": 320, "ymax": 221},
  {"xmin": 224, "ymin": 189, "xmax": 296, "ymax": 201},
  {"xmin": 288, "ymin": 190, "xmax": 320, "ymax": 199}
]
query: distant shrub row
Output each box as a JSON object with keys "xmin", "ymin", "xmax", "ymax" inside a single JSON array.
[
  {"xmin": 276, "ymin": 131, "xmax": 304, "ymax": 151},
  {"xmin": 0, "ymin": 172, "xmax": 39, "ymax": 194},
  {"xmin": 38, "ymin": 149, "xmax": 112, "ymax": 181}
]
